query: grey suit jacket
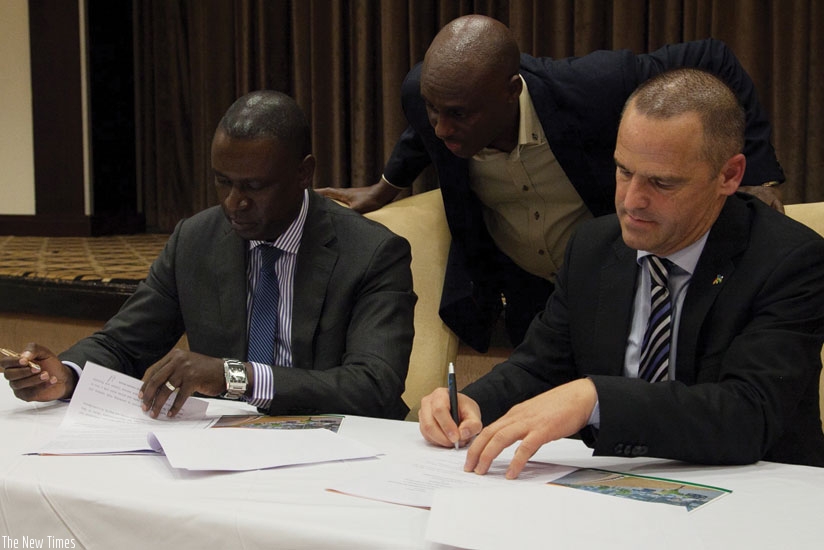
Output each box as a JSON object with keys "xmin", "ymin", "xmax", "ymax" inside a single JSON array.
[
  {"xmin": 463, "ymin": 194, "xmax": 824, "ymax": 467},
  {"xmin": 61, "ymin": 191, "xmax": 416, "ymax": 419}
]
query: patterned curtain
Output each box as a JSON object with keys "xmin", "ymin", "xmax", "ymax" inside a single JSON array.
[{"xmin": 134, "ymin": 0, "xmax": 824, "ymax": 232}]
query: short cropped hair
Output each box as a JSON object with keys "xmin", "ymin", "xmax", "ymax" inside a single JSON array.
[
  {"xmin": 217, "ymin": 90, "xmax": 311, "ymax": 158},
  {"xmin": 625, "ymin": 68, "xmax": 745, "ymax": 171}
]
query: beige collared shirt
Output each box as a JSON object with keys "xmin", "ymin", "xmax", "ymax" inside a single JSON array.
[{"xmin": 468, "ymin": 78, "xmax": 591, "ymax": 281}]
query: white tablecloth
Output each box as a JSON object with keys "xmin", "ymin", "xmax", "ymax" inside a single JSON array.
[
  {"xmin": 1, "ymin": 381, "xmax": 822, "ymax": 549},
  {"xmin": 0, "ymin": 384, "xmax": 434, "ymax": 549}
]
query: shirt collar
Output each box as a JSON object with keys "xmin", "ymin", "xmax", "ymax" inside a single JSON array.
[
  {"xmin": 248, "ymin": 189, "xmax": 308, "ymax": 255},
  {"xmin": 636, "ymin": 230, "xmax": 710, "ymax": 276},
  {"xmin": 516, "ymin": 76, "xmax": 545, "ymax": 146}
]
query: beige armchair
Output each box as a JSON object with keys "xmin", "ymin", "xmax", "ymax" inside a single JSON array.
[
  {"xmin": 785, "ymin": 202, "xmax": 824, "ymax": 235},
  {"xmin": 785, "ymin": 201, "xmax": 824, "ymax": 432},
  {"xmin": 365, "ymin": 190, "xmax": 459, "ymax": 420}
]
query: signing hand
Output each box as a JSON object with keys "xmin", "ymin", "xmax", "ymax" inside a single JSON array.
[
  {"xmin": 464, "ymin": 379, "xmax": 598, "ymax": 479},
  {"xmin": 419, "ymin": 387, "xmax": 483, "ymax": 448},
  {"xmin": 138, "ymin": 349, "xmax": 228, "ymax": 418},
  {"xmin": 2, "ymin": 343, "xmax": 76, "ymax": 402}
]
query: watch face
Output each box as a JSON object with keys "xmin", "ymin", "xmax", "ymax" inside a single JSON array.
[{"xmin": 224, "ymin": 360, "xmax": 247, "ymax": 397}]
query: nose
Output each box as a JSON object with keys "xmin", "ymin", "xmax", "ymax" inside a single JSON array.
[
  {"xmin": 225, "ymin": 185, "xmax": 249, "ymax": 211},
  {"xmin": 432, "ymin": 114, "xmax": 454, "ymax": 140},
  {"xmin": 621, "ymin": 176, "xmax": 649, "ymax": 211}
]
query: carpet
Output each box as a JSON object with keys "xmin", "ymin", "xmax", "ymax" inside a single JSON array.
[
  {"xmin": 0, "ymin": 234, "xmax": 168, "ymax": 282},
  {"xmin": 0, "ymin": 234, "xmax": 169, "ymax": 320}
]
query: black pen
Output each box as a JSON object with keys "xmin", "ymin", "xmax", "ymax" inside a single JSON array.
[{"xmin": 447, "ymin": 361, "xmax": 460, "ymax": 449}]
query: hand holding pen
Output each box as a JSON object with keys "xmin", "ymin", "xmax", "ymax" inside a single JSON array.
[
  {"xmin": 0, "ymin": 344, "xmax": 76, "ymax": 402},
  {"xmin": 418, "ymin": 363, "xmax": 483, "ymax": 449},
  {"xmin": 0, "ymin": 347, "xmax": 42, "ymax": 372}
]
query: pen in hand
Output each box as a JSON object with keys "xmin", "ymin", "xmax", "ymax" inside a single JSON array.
[
  {"xmin": 0, "ymin": 347, "xmax": 41, "ymax": 372},
  {"xmin": 447, "ymin": 361, "xmax": 460, "ymax": 449}
]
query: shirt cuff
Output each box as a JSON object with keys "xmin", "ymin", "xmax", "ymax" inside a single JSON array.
[
  {"xmin": 380, "ymin": 174, "xmax": 406, "ymax": 190},
  {"xmin": 62, "ymin": 361, "xmax": 82, "ymax": 378},
  {"xmin": 246, "ymin": 361, "xmax": 274, "ymax": 410},
  {"xmin": 587, "ymin": 400, "xmax": 601, "ymax": 429}
]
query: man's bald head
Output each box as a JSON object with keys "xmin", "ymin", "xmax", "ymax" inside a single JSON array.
[{"xmin": 423, "ymin": 15, "xmax": 520, "ymax": 87}]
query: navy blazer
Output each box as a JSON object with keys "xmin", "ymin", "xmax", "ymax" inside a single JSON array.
[
  {"xmin": 384, "ymin": 39, "xmax": 785, "ymax": 352},
  {"xmin": 61, "ymin": 191, "xmax": 416, "ymax": 420},
  {"xmin": 463, "ymin": 194, "xmax": 824, "ymax": 467}
]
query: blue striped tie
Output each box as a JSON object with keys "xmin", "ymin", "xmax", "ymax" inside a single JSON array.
[
  {"xmin": 247, "ymin": 245, "xmax": 282, "ymax": 365},
  {"xmin": 639, "ymin": 255, "xmax": 672, "ymax": 383}
]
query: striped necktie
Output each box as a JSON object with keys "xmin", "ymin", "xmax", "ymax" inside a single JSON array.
[
  {"xmin": 247, "ymin": 245, "xmax": 282, "ymax": 364},
  {"xmin": 639, "ymin": 255, "xmax": 672, "ymax": 383}
]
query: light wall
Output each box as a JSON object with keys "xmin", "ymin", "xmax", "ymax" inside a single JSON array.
[{"xmin": 0, "ymin": 0, "xmax": 36, "ymax": 215}]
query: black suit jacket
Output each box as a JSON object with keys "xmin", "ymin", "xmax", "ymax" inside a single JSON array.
[
  {"xmin": 384, "ymin": 39, "xmax": 785, "ymax": 352},
  {"xmin": 463, "ymin": 194, "xmax": 824, "ymax": 467},
  {"xmin": 61, "ymin": 192, "xmax": 416, "ymax": 420}
]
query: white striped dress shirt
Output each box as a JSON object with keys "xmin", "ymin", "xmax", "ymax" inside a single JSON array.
[
  {"xmin": 588, "ymin": 230, "xmax": 708, "ymax": 428},
  {"xmin": 245, "ymin": 189, "xmax": 308, "ymax": 409}
]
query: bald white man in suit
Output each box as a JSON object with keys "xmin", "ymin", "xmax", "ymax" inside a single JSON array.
[{"xmin": 419, "ymin": 69, "xmax": 824, "ymax": 473}]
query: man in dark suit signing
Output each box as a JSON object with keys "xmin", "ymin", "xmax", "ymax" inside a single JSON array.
[
  {"xmin": 2, "ymin": 91, "xmax": 416, "ymax": 420},
  {"xmin": 419, "ymin": 68, "xmax": 824, "ymax": 472}
]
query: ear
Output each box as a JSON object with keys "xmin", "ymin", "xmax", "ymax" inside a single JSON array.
[
  {"xmin": 718, "ymin": 153, "xmax": 746, "ymax": 196},
  {"xmin": 297, "ymin": 154, "xmax": 316, "ymax": 190}
]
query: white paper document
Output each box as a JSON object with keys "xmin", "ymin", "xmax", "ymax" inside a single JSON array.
[
  {"xmin": 35, "ymin": 362, "xmax": 214, "ymax": 455},
  {"xmin": 328, "ymin": 448, "xmax": 576, "ymax": 508},
  {"xmin": 148, "ymin": 427, "xmax": 379, "ymax": 471},
  {"xmin": 33, "ymin": 363, "xmax": 379, "ymax": 472},
  {"xmin": 425, "ymin": 484, "xmax": 691, "ymax": 550}
]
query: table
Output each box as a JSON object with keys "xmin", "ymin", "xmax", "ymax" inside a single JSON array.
[
  {"xmin": 0, "ymin": 383, "xmax": 433, "ymax": 549},
  {"xmin": 1, "ymin": 382, "xmax": 822, "ymax": 549}
]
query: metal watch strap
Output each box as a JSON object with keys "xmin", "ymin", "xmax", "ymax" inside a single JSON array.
[{"xmin": 222, "ymin": 358, "xmax": 247, "ymax": 400}]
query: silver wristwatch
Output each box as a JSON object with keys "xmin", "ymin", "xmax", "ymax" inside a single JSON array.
[{"xmin": 222, "ymin": 358, "xmax": 247, "ymax": 400}]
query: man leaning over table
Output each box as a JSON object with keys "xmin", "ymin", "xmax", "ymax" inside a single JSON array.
[
  {"xmin": 318, "ymin": 14, "xmax": 785, "ymax": 353},
  {"xmin": 2, "ymin": 91, "xmax": 416, "ymax": 421},
  {"xmin": 419, "ymin": 68, "xmax": 824, "ymax": 475}
]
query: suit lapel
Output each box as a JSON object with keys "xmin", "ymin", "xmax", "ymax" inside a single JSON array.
[
  {"xmin": 291, "ymin": 192, "xmax": 338, "ymax": 370},
  {"xmin": 594, "ymin": 236, "xmax": 639, "ymax": 374},
  {"xmin": 676, "ymin": 197, "xmax": 750, "ymax": 384},
  {"xmin": 214, "ymin": 220, "xmax": 249, "ymax": 359}
]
